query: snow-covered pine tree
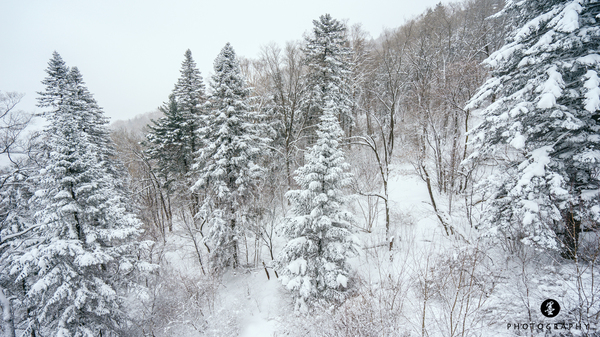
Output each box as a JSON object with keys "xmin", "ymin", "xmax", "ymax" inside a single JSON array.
[
  {"xmin": 173, "ymin": 49, "xmax": 206, "ymax": 155},
  {"xmin": 303, "ymin": 14, "xmax": 354, "ymax": 138},
  {"xmin": 145, "ymin": 49, "xmax": 206, "ymax": 210},
  {"xmin": 192, "ymin": 43, "xmax": 268, "ymax": 270},
  {"xmin": 275, "ymin": 102, "xmax": 358, "ymax": 313},
  {"xmin": 39, "ymin": 55, "xmax": 115, "ymax": 173},
  {"xmin": 145, "ymin": 94, "xmax": 187, "ymax": 192},
  {"xmin": 4, "ymin": 52, "xmax": 144, "ymax": 336},
  {"xmin": 465, "ymin": 0, "xmax": 600, "ymax": 258}
]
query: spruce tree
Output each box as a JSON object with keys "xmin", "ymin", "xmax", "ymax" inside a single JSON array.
[
  {"xmin": 466, "ymin": 0, "xmax": 600, "ymax": 258},
  {"xmin": 275, "ymin": 103, "xmax": 358, "ymax": 313},
  {"xmin": 173, "ymin": 49, "xmax": 206, "ymax": 145},
  {"xmin": 145, "ymin": 49, "xmax": 206, "ymax": 209},
  {"xmin": 5, "ymin": 52, "xmax": 143, "ymax": 336},
  {"xmin": 172, "ymin": 49, "xmax": 206, "ymax": 177},
  {"xmin": 303, "ymin": 14, "xmax": 354, "ymax": 137},
  {"xmin": 192, "ymin": 43, "xmax": 268, "ymax": 270},
  {"xmin": 145, "ymin": 94, "xmax": 188, "ymax": 192}
]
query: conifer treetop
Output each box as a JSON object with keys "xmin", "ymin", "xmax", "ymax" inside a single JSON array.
[
  {"xmin": 173, "ymin": 49, "xmax": 206, "ymax": 114},
  {"xmin": 37, "ymin": 51, "xmax": 70, "ymax": 110},
  {"xmin": 211, "ymin": 43, "xmax": 250, "ymax": 103},
  {"xmin": 303, "ymin": 14, "xmax": 354, "ymax": 128}
]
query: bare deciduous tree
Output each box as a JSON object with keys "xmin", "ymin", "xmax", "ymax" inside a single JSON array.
[{"xmin": 111, "ymin": 126, "xmax": 173, "ymax": 240}]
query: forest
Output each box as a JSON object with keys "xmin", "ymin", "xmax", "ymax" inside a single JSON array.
[{"xmin": 2, "ymin": 0, "xmax": 600, "ymax": 336}]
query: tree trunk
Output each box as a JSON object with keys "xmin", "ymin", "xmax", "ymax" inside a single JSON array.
[
  {"xmin": 0, "ymin": 287, "xmax": 16, "ymax": 337},
  {"xmin": 231, "ymin": 216, "xmax": 239, "ymax": 268},
  {"xmin": 382, "ymin": 177, "xmax": 393, "ymax": 251},
  {"xmin": 423, "ymin": 165, "xmax": 452, "ymax": 236},
  {"xmin": 562, "ymin": 210, "xmax": 581, "ymax": 260}
]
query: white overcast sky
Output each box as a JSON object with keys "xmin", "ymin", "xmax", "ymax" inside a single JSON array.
[{"xmin": 1, "ymin": 0, "xmax": 447, "ymax": 122}]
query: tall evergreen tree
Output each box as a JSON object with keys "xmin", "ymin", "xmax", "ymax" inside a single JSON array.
[
  {"xmin": 172, "ymin": 49, "xmax": 206, "ymax": 175},
  {"xmin": 4, "ymin": 52, "xmax": 143, "ymax": 336},
  {"xmin": 192, "ymin": 43, "xmax": 268, "ymax": 270},
  {"xmin": 145, "ymin": 49, "xmax": 206, "ymax": 211},
  {"xmin": 275, "ymin": 104, "xmax": 358, "ymax": 313},
  {"xmin": 145, "ymin": 95, "xmax": 187, "ymax": 191},
  {"xmin": 466, "ymin": 0, "xmax": 600, "ymax": 258},
  {"xmin": 39, "ymin": 59, "xmax": 125, "ymax": 193},
  {"xmin": 303, "ymin": 14, "xmax": 354, "ymax": 137}
]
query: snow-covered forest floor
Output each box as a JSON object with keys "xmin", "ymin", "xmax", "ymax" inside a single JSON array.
[{"xmin": 136, "ymin": 166, "xmax": 599, "ymax": 336}]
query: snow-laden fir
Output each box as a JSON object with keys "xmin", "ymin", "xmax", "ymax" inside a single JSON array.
[
  {"xmin": 275, "ymin": 102, "xmax": 359, "ymax": 313},
  {"xmin": 145, "ymin": 49, "xmax": 207, "ymax": 222},
  {"xmin": 465, "ymin": 0, "xmax": 600, "ymax": 259},
  {"xmin": 192, "ymin": 43, "xmax": 270, "ymax": 271},
  {"xmin": 2, "ymin": 52, "xmax": 147, "ymax": 337}
]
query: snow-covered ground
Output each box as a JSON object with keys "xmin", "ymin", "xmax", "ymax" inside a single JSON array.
[{"xmin": 143, "ymin": 167, "xmax": 598, "ymax": 336}]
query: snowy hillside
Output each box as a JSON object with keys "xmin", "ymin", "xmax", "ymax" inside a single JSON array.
[{"xmin": 130, "ymin": 169, "xmax": 597, "ymax": 336}]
